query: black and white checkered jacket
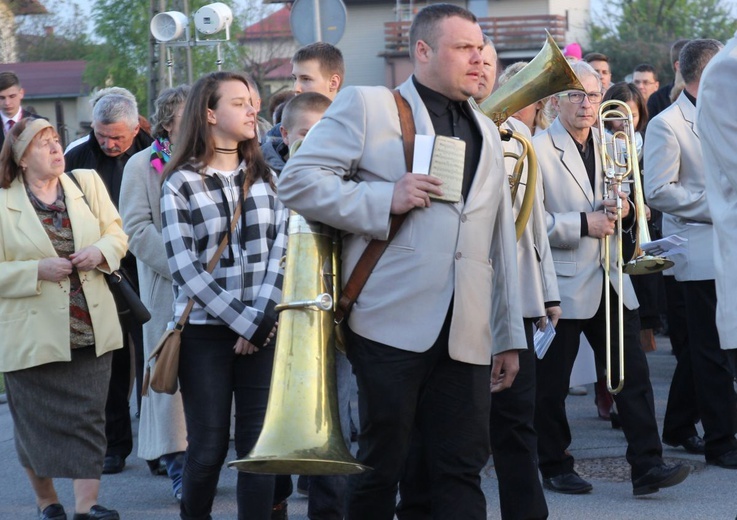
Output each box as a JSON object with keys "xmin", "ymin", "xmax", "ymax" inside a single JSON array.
[{"xmin": 161, "ymin": 162, "xmax": 287, "ymax": 346}]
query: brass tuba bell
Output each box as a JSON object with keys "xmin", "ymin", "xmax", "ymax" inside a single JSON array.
[
  {"xmin": 228, "ymin": 213, "xmax": 368, "ymax": 475},
  {"xmin": 478, "ymin": 31, "xmax": 585, "ymax": 239}
]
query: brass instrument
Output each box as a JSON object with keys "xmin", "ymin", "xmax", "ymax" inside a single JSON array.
[
  {"xmin": 598, "ymin": 100, "xmax": 674, "ymax": 394},
  {"xmin": 228, "ymin": 213, "xmax": 368, "ymax": 475},
  {"xmin": 598, "ymin": 101, "xmax": 627, "ymax": 395},
  {"xmin": 479, "ymin": 31, "xmax": 585, "ymax": 239}
]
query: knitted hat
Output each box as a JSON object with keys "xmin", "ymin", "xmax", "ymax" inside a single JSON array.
[{"xmin": 563, "ymin": 42, "xmax": 582, "ymax": 61}]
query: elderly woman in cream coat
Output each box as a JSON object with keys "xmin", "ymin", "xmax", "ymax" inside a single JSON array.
[
  {"xmin": 0, "ymin": 119, "xmax": 127, "ymax": 520},
  {"xmin": 119, "ymin": 85, "xmax": 189, "ymax": 502}
]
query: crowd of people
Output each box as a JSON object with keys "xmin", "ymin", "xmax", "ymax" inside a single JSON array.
[{"xmin": 1, "ymin": 3, "xmax": 736, "ymax": 520}]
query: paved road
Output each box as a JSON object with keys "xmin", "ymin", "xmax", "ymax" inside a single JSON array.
[{"xmin": 1, "ymin": 336, "xmax": 736, "ymax": 519}]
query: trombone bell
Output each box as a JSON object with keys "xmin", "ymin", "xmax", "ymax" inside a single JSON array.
[
  {"xmin": 624, "ymin": 255, "xmax": 674, "ymax": 275},
  {"xmin": 228, "ymin": 214, "xmax": 368, "ymax": 475}
]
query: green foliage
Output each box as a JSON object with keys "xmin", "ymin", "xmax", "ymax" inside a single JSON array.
[
  {"xmin": 589, "ymin": 0, "xmax": 737, "ymax": 85},
  {"xmin": 86, "ymin": 0, "xmax": 150, "ymax": 106},
  {"xmin": 15, "ymin": 0, "xmax": 94, "ymax": 62}
]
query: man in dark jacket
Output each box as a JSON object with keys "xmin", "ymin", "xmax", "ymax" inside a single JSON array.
[{"xmin": 65, "ymin": 93, "xmax": 153, "ymax": 475}]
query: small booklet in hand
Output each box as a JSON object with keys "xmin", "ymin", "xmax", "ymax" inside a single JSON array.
[
  {"xmin": 412, "ymin": 135, "xmax": 465, "ymax": 203},
  {"xmin": 534, "ymin": 321, "xmax": 556, "ymax": 360}
]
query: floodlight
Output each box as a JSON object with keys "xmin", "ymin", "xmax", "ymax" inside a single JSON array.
[
  {"xmin": 194, "ymin": 2, "xmax": 233, "ymax": 36},
  {"xmin": 150, "ymin": 11, "xmax": 189, "ymax": 42}
]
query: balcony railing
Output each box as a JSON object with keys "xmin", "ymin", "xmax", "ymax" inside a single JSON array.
[{"xmin": 384, "ymin": 15, "xmax": 568, "ymax": 53}]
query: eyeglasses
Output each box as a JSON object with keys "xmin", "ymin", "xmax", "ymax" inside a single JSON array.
[
  {"xmin": 560, "ymin": 91, "xmax": 604, "ymax": 104},
  {"xmin": 633, "ymin": 80, "xmax": 656, "ymax": 86}
]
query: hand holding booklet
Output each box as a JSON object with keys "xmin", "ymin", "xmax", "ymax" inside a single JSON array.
[
  {"xmin": 412, "ymin": 134, "xmax": 465, "ymax": 203},
  {"xmin": 534, "ymin": 320, "xmax": 556, "ymax": 359}
]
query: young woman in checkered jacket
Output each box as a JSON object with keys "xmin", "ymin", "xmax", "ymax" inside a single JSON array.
[{"xmin": 161, "ymin": 71, "xmax": 287, "ymax": 520}]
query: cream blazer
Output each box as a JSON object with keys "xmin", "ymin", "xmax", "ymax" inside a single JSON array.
[
  {"xmin": 279, "ymin": 78, "xmax": 526, "ymax": 364},
  {"xmin": 645, "ymin": 92, "xmax": 715, "ymax": 282},
  {"xmin": 534, "ymin": 118, "xmax": 638, "ymax": 319},
  {"xmin": 697, "ymin": 32, "xmax": 737, "ymax": 349},
  {"xmin": 0, "ymin": 169, "xmax": 127, "ymax": 372}
]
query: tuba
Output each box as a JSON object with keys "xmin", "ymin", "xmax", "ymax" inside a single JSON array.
[
  {"xmin": 479, "ymin": 32, "xmax": 585, "ymax": 239},
  {"xmin": 228, "ymin": 213, "xmax": 367, "ymax": 475}
]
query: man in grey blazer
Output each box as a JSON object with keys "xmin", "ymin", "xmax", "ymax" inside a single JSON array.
[
  {"xmin": 698, "ymin": 32, "xmax": 737, "ymax": 355},
  {"xmin": 645, "ymin": 39, "xmax": 737, "ymax": 469},
  {"xmin": 533, "ymin": 60, "xmax": 689, "ymax": 496},
  {"xmin": 279, "ymin": 4, "xmax": 526, "ymax": 519}
]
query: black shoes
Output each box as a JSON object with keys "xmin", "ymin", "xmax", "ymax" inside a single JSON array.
[
  {"xmin": 706, "ymin": 449, "xmax": 737, "ymax": 469},
  {"xmin": 146, "ymin": 457, "xmax": 167, "ymax": 476},
  {"xmin": 102, "ymin": 455, "xmax": 125, "ymax": 475},
  {"xmin": 39, "ymin": 503, "xmax": 67, "ymax": 520},
  {"xmin": 72, "ymin": 505, "xmax": 120, "ymax": 520},
  {"xmin": 542, "ymin": 472, "xmax": 593, "ymax": 494},
  {"xmin": 632, "ymin": 463, "xmax": 690, "ymax": 496},
  {"xmin": 663, "ymin": 435, "xmax": 706, "ymax": 454}
]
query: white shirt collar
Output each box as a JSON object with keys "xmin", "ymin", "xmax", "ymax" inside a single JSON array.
[{"xmin": 1, "ymin": 108, "xmax": 22, "ymax": 127}]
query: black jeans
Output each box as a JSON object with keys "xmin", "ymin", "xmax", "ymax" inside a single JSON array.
[
  {"xmin": 681, "ymin": 280, "xmax": 737, "ymax": 458},
  {"xmin": 662, "ymin": 275, "xmax": 700, "ymax": 442},
  {"xmin": 535, "ymin": 284, "xmax": 663, "ymax": 480},
  {"xmin": 489, "ymin": 319, "xmax": 547, "ymax": 520},
  {"xmin": 178, "ymin": 325, "xmax": 275, "ymax": 520},
  {"xmin": 346, "ymin": 315, "xmax": 491, "ymax": 520},
  {"xmin": 104, "ymin": 316, "xmax": 141, "ymax": 459}
]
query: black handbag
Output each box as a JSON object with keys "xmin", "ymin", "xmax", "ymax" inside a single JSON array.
[
  {"xmin": 106, "ymin": 267, "xmax": 151, "ymax": 324},
  {"xmin": 66, "ymin": 171, "xmax": 151, "ymax": 324}
]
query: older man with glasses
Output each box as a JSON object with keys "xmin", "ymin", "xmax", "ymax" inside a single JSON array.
[{"xmin": 531, "ymin": 59, "xmax": 690, "ymax": 497}]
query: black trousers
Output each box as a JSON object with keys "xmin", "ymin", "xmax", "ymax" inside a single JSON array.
[
  {"xmin": 489, "ymin": 319, "xmax": 547, "ymax": 520},
  {"xmin": 346, "ymin": 314, "xmax": 491, "ymax": 520},
  {"xmin": 535, "ymin": 284, "xmax": 663, "ymax": 480},
  {"xmin": 680, "ymin": 280, "xmax": 737, "ymax": 458},
  {"xmin": 104, "ymin": 316, "xmax": 141, "ymax": 459},
  {"xmin": 662, "ymin": 275, "xmax": 700, "ymax": 442}
]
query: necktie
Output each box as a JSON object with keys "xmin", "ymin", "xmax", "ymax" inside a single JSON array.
[
  {"xmin": 6, "ymin": 120, "xmax": 14, "ymax": 133},
  {"xmin": 449, "ymin": 103, "xmax": 461, "ymax": 138}
]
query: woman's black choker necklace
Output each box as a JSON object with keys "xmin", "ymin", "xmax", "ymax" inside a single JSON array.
[{"xmin": 215, "ymin": 147, "xmax": 239, "ymax": 154}]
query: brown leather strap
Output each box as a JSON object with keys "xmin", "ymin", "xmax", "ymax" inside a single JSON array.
[
  {"xmin": 335, "ymin": 90, "xmax": 415, "ymax": 324},
  {"xmin": 175, "ymin": 176, "xmax": 251, "ymax": 330}
]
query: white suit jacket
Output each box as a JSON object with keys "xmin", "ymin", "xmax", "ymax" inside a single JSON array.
[
  {"xmin": 697, "ymin": 31, "xmax": 737, "ymax": 348},
  {"xmin": 278, "ymin": 78, "xmax": 526, "ymax": 364},
  {"xmin": 502, "ymin": 117, "xmax": 560, "ymax": 318},
  {"xmin": 644, "ymin": 91, "xmax": 715, "ymax": 282},
  {"xmin": 533, "ymin": 118, "xmax": 638, "ymax": 319}
]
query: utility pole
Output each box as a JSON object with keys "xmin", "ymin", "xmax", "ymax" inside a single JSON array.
[{"xmin": 148, "ymin": 0, "xmax": 168, "ymax": 117}]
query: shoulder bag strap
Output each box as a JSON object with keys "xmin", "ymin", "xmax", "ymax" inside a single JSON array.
[
  {"xmin": 335, "ymin": 90, "xmax": 416, "ymax": 324},
  {"xmin": 173, "ymin": 173, "xmax": 251, "ymax": 330}
]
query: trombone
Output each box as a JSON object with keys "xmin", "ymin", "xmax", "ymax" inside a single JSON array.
[
  {"xmin": 598, "ymin": 100, "xmax": 674, "ymax": 394},
  {"xmin": 597, "ymin": 100, "xmax": 633, "ymax": 395}
]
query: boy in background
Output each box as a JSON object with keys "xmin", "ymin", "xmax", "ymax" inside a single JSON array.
[{"xmin": 262, "ymin": 42, "xmax": 344, "ymax": 174}]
